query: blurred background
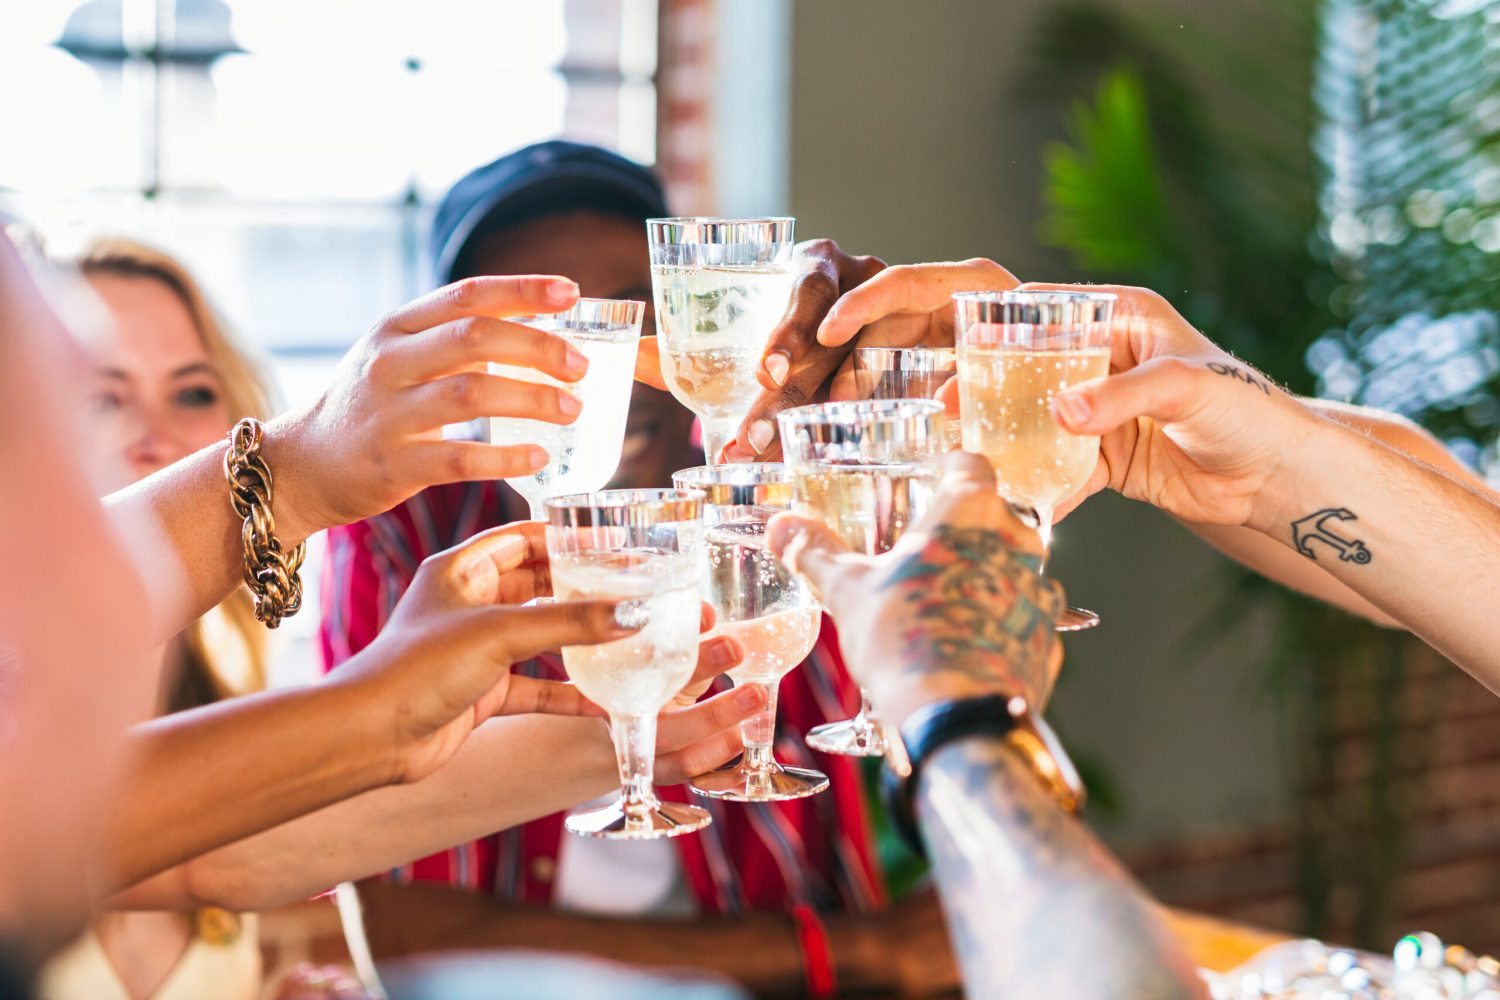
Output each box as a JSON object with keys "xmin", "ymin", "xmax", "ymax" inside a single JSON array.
[{"xmin": 6, "ymin": 0, "xmax": 1500, "ymax": 957}]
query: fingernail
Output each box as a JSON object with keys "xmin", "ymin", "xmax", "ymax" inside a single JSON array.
[
  {"xmin": 748, "ymin": 420, "xmax": 775, "ymax": 454},
  {"xmin": 735, "ymin": 684, "xmax": 766, "ymax": 709},
  {"xmin": 564, "ymin": 346, "xmax": 589, "ymax": 378},
  {"xmin": 764, "ymin": 352, "xmax": 790, "ymax": 386},
  {"xmin": 1054, "ymin": 392, "xmax": 1091, "ymax": 427},
  {"xmin": 612, "ymin": 599, "xmax": 650, "ymax": 631},
  {"xmin": 557, "ymin": 390, "xmax": 582, "ymax": 417},
  {"xmin": 546, "ymin": 278, "xmax": 578, "ymax": 306},
  {"xmin": 709, "ymin": 636, "xmax": 740, "ymax": 668},
  {"xmin": 528, "ymin": 446, "xmax": 550, "ymax": 470}
]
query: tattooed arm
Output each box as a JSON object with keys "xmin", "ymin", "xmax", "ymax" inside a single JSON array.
[
  {"xmin": 769, "ymin": 453, "xmax": 1210, "ymax": 1000},
  {"xmin": 1033, "ymin": 283, "xmax": 1500, "ymax": 686}
]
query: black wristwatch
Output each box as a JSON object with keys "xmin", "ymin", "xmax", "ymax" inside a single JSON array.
[{"xmin": 881, "ymin": 693, "xmax": 1086, "ymax": 859}]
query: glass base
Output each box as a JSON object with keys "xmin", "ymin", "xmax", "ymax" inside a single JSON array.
[
  {"xmin": 805, "ymin": 718, "xmax": 890, "ymax": 757},
  {"xmin": 564, "ymin": 799, "xmax": 712, "ymax": 840},
  {"xmin": 690, "ymin": 760, "xmax": 830, "ymax": 802},
  {"xmin": 1055, "ymin": 605, "xmax": 1101, "ymax": 632}
]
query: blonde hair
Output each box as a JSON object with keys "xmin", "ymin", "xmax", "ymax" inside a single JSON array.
[{"xmin": 77, "ymin": 236, "xmax": 272, "ymax": 706}]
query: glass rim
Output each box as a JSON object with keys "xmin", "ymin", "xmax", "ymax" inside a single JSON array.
[
  {"xmin": 511, "ymin": 297, "xmax": 645, "ymax": 328},
  {"xmin": 544, "ymin": 487, "xmax": 705, "ymax": 526},
  {"xmin": 777, "ymin": 398, "xmax": 943, "ymax": 428},
  {"xmin": 852, "ymin": 345, "xmax": 957, "ymax": 362},
  {"xmin": 951, "ymin": 289, "xmax": 1119, "ymax": 306},
  {"xmin": 646, "ymin": 216, "xmax": 796, "ymax": 245},
  {"xmin": 672, "ymin": 463, "xmax": 792, "ymax": 507}
]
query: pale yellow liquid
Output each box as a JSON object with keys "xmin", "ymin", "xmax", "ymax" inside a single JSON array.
[
  {"xmin": 958, "ymin": 347, "xmax": 1109, "ymax": 512},
  {"xmin": 792, "ymin": 461, "xmax": 939, "ymax": 556},
  {"xmin": 718, "ymin": 607, "xmax": 821, "ymax": 685}
]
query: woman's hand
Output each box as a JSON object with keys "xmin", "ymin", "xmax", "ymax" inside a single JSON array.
[
  {"xmin": 266, "ymin": 274, "xmax": 587, "ymax": 542},
  {"xmin": 768, "ymin": 452, "xmax": 1064, "ymax": 724},
  {"xmin": 334, "ymin": 522, "xmax": 643, "ymax": 784},
  {"xmin": 985, "ymin": 283, "xmax": 1325, "ymax": 530}
]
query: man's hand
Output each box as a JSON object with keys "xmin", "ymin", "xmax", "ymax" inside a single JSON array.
[
  {"xmin": 967, "ymin": 283, "xmax": 1325, "ymax": 531},
  {"xmin": 768, "ymin": 452, "xmax": 1064, "ymax": 724},
  {"xmin": 267, "ymin": 275, "xmax": 587, "ymax": 543}
]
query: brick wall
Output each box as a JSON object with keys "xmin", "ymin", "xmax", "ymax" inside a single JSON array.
[{"xmin": 1122, "ymin": 649, "xmax": 1500, "ymax": 956}]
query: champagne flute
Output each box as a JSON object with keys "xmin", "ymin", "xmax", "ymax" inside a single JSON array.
[
  {"xmin": 489, "ymin": 298, "xmax": 644, "ymax": 520},
  {"xmin": 853, "ymin": 346, "xmax": 960, "ymax": 450},
  {"xmin": 777, "ymin": 399, "xmax": 945, "ymax": 756},
  {"xmin": 546, "ymin": 488, "xmax": 712, "ymax": 839},
  {"xmin": 953, "ymin": 289, "xmax": 1116, "ymax": 632},
  {"xmin": 672, "ymin": 464, "xmax": 829, "ymax": 801},
  {"xmin": 648, "ymin": 217, "xmax": 797, "ymax": 461}
]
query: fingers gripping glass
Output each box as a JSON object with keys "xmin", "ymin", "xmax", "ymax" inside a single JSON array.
[
  {"xmin": 672, "ymin": 464, "xmax": 829, "ymax": 801},
  {"xmin": 952, "ymin": 290, "xmax": 1116, "ymax": 632},
  {"xmin": 545, "ymin": 488, "xmax": 712, "ymax": 839},
  {"xmin": 490, "ymin": 297, "xmax": 645, "ymax": 521},
  {"xmin": 776, "ymin": 399, "xmax": 946, "ymax": 757},
  {"xmin": 647, "ymin": 217, "xmax": 797, "ymax": 462}
]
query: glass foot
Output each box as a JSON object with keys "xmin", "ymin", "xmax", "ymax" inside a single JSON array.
[
  {"xmin": 805, "ymin": 718, "xmax": 890, "ymax": 757},
  {"xmin": 564, "ymin": 799, "xmax": 711, "ymax": 840},
  {"xmin": 1055, "ymin": 605, "xmax": 1100, "ymax": 632},
  {"xmin": 690, "ymin": 761, "xmax": 829, "ymax": 802}
]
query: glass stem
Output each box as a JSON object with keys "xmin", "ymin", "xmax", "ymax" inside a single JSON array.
[
  {"xmin": 611, "ymin": 714, "xmax": 658, "ymax": 826},
  {"xmin": 1033, "ymin": 506, "xmax": 1054, "ymax": 576},
  {"xmin": 700, "ymin": 416, "xmax": 738, "ymax": 463},
  {"xmin": 737, "ymin": 680, "xmax": 780, "ymax": 775},
  {"xmin": 527, "ymin": 499, "xmax": 548, "ymax": 521}
]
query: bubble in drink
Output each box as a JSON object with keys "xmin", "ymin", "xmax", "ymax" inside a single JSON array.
[
  {"xmin": 704, "ymin": 520, "xmax": 819, "ymax": 683},
  {"xmin": 652, "ymin": 265, "xmax": 796, "ymax": 420},
  {"xmin": 552, "ymin": 550, "xmax": 700, "ymax": 718},
  {"xmin": 792, "ymin": 462, "xmax": 939, "ymax": 555},
  {"xmin": 957, "ymin": 346, "xmax": 1109, "ymax": 513}
]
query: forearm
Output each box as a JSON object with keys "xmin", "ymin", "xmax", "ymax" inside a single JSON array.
[
  {"xmin": 917, "ymin": 738, "xmax": 1207, "ymax": 1000},
  {"xmin": 106, "ymin": 679, "xmax": 396, "ymax": 890},
  {"xmin": 1250, "ymin": 416, "xmax": 1500, "ymax": 684},
  {"xmin": 103, "ymin": 411, "xmax": 317, "ymax": 644},
  {"xmin": 120, "ymin": 716, "xmax": 620, "ymax": 911},
  {"xmin": 356, "ymin": 882, "xmax": 894, "ymax": 999}
]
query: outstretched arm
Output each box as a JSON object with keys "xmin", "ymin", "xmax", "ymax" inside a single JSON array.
[{"xmin": 770, "ymin": 452, "xmax": 1210, "ymax": 1000}]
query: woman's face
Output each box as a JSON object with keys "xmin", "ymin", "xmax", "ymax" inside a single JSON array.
[{"xmin": 85, "ymin": 273, "xmax": 232, "ymax": 485}]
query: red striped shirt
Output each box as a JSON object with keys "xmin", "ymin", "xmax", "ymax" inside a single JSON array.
[{"xmin": 319, "ymin": 481, "xmax": 887, "ymax": 916}]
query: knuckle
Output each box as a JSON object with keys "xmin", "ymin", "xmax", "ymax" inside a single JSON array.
[
  {"xmin": 452, "ymin": 315, "xmax": 487, "ymax": 351},
  {"xmin": 446, "ymin": 276, "xmax": 483, "ymax": 311},
  {"xmin": 444, "ymin": 372, "xmax": 480, "ymax": 407},
  {"xmin": 446, "ymin": 446, "xmax": 476, "ymax": 481}
]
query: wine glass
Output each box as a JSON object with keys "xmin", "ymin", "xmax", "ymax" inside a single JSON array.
[
  {"xmin": 489, "ymin": 298, "xmax": 645, "ymax": 520},
  {"xmin": 853, "ymin": 346, "xmax": 960, "ymax": 450},
  {"xmin": 545, "ymin": 488, "xmax": 712, "ymax": 839},
  {"xmin": 647, "ymin": 217, "xmax": 797, "ymax": 461},
  {"xmin": 952, "ymin": 289, "xmax": 1116, "ymax": 632},
  {"xmin": 671, "ymin": 464, "xmax": 829, "ymax": 801},
  {"xmin": 776, "ymin": 398, "xmax": 945, "ymax": 756}
]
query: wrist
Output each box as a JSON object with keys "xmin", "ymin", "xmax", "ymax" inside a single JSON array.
[
  {"xmin": 258, "ymin": 409, "xmax": 324, "ymax": 548},
  {"xmin": 868, "ymin": 671, "xmax": 1017, "ymax": 730},
  {"xmin": 323, "ymin": 664, "xmax": 409, "ymax": 789},
  {"xmin": 1244, "ymin": 410, "xmax": 1370, "ymax": 540}
]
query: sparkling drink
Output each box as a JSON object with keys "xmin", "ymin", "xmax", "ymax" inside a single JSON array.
[
  {"xmin": 957, "ymin": 346, "xmax": 1110, "ymax": 514},
  {"xmin": 654, "ymin": 265, "xmax": 796, "ymax": 420},
  {"xmin": 705, "ymin": 521, "xmax": 821, "ymax": 683},
  {"xmin": 648, "ymin": 218, "xmax": 797, "ymax": 461},
  {"xmin": 490, "ymin": 321, "xmax": 641, "ymax": 518},
  {"xmin": 551, "ymin": 550, "xmax": 700, "ymax": 719},
  {"xmin": 792, "ymin": 461, "xmax": 940, "ymax": 556}
]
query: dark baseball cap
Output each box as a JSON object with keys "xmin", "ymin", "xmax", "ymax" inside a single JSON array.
[{"xmin": 430, "ymin": 140, "xmax": 668, "ymax": 286}]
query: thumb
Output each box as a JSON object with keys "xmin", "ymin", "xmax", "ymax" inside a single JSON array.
[
  {"xmin": 766, "ymin": 512, "xmax": 866, "ymax": 606},
  {"xmin": 489, "ymin": 598, "xmax": 647, "ymax": 665},
  {"xmin": 1052, "ymin": 356, "xmax": 1207, "ymax": 436}
]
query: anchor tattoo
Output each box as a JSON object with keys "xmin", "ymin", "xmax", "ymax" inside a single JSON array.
[{"xmin": 1291, "ymin": 508, "xmax": 1372, "ymax": 564}]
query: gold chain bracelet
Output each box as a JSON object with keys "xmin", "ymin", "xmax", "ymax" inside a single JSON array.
[{"xmin": 224, "ymin": 417, "xmax": 305, "ymax": 628}]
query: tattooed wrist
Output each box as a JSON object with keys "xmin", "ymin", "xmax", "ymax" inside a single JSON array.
[
  {"xmin": 1206, "ymin": 359, "xmax": 1272, "ymax": 395},
  {"xmin": 874, "ymin": 524, "xmax": 1062, "ymax": 708},
  {"xmin": 1291, "ymin": 507, "xmax": 1372, "ymax": 564}
]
